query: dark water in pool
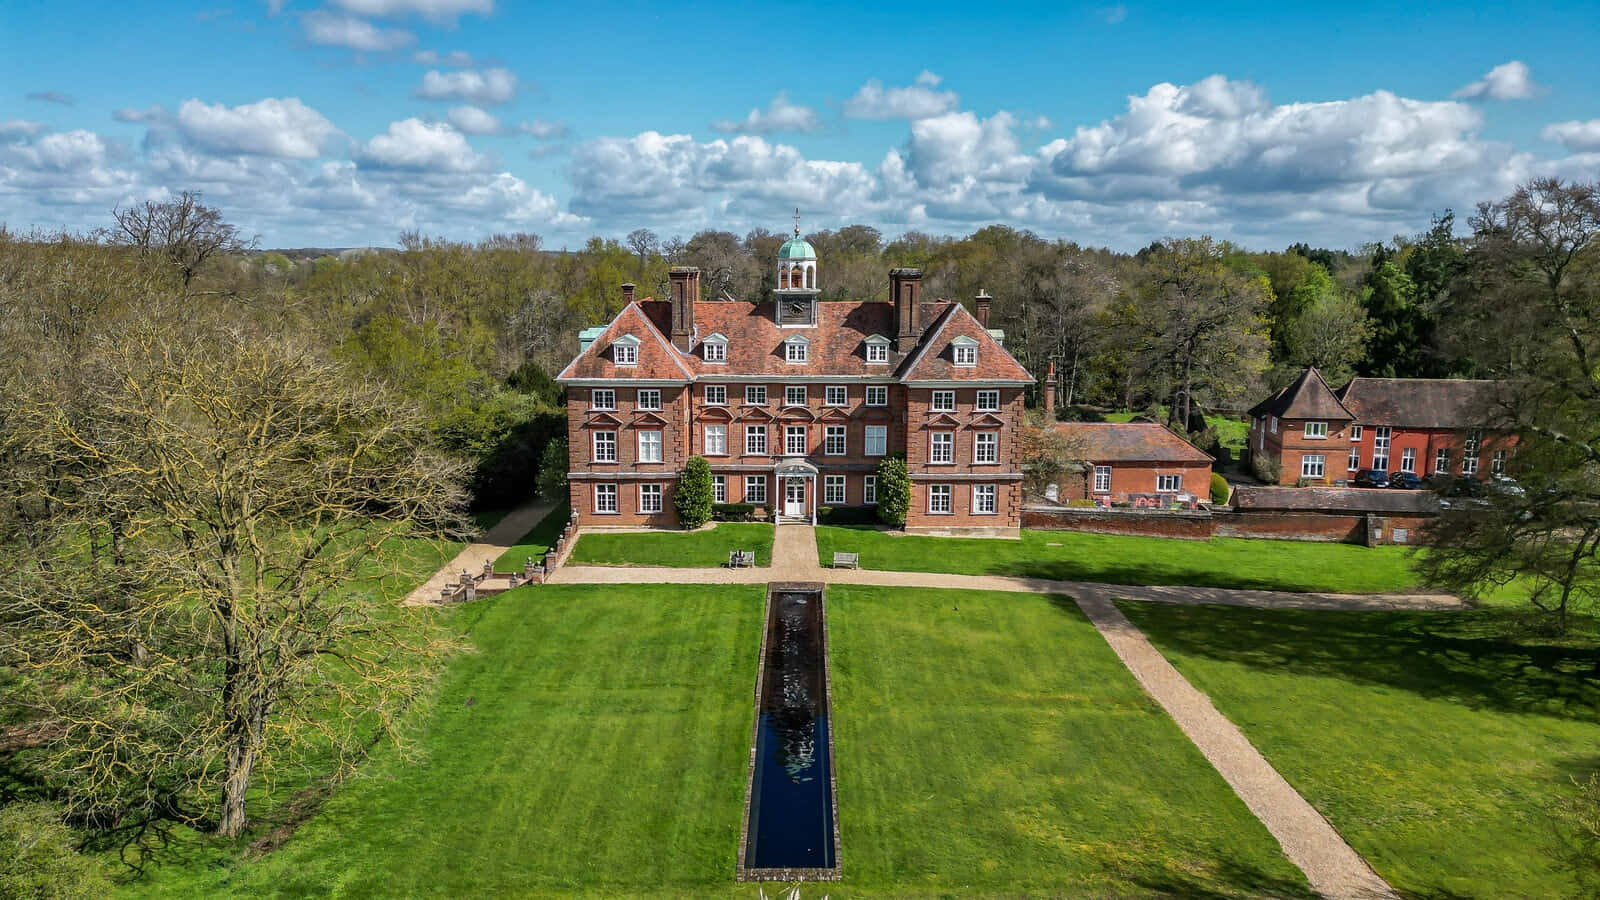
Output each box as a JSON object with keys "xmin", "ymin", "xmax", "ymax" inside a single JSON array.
[{"xmin": 743, "ymin": 589, "xmax": 835, "ymax": 870}]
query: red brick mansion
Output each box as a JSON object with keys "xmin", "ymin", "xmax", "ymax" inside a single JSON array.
[{"xmin": 556, "ymin": 228, "xmax": 1033, "ymax": 534}]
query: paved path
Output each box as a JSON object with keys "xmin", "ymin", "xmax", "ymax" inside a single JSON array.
[
  {"xmin": 403, "ymin": 500, "xmax": 557, "ymax": 607},
  {"xmin": 551, "ymin": 522, "xmax": 1414, "ymax": 897}
]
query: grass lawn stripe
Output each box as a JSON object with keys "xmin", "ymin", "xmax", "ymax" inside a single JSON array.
[
  {"xmin": 569, "ymin": 522, "xmax": 775, "ymax": 568},
  {"xmin": 490, "ymin": 499, "xmax": 571, "ymax": 572},
  {"xmin": 816, "ymin": 526, "xmax": 1424, "ymax": 593}
]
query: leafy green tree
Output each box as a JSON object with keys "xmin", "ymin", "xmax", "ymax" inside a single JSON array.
[
  {"xmin": 538, "ymin": 438, "xmax": 569, "ymax": 503},
  {"xmin": 876, "ymin": 455, "xmax": 911, "ymax": 527},
  {"xmin": 1285, "ymin": 285, "xmax": 1374, "ymax": 385},
  {"xmin": 0, "ymin": 803, "xmax": 111, "ymax": 899},
  {"xmin": 674, "ymin": 456, "xmax": 715, "ymax": 529},
  {"xmin": 1358, "ymin": 259, "xmax": 1424, "ymax": 377}
]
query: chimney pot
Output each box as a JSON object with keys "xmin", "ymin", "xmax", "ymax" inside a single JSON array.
[
  {"xmin": 667, "ymin": 267, "xmax": 700, "ymax": 351},
  {"xmin": 621, "ymin": 282, "xmax": 636, "ymax": 304},
  {"xmin": 1044, "ymin": 361, "xmax": 1057, "ymax": 422},
  {"xmin": 890, "ymin": 267, "xmax": 923, "ymax": 351},
  {"xmin": 975, "ymin": 289, "xmax": 992, "ymax": 328}
]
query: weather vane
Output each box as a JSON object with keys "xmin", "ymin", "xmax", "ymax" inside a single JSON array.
[{"xmin": 793, "ymin": 207, "xmax": 801, "ymax": 237}]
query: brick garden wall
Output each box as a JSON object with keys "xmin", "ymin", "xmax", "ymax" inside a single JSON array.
[{"xmin": 1025, "ymin": 505, "xmax": 1439, "ymax": 545}]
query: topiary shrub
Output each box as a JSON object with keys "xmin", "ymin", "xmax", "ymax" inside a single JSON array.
[
  {"xmin": 1251, "ymin": 454, "xmax": 1281, "ymax": 485},
  {"xmin": 712, "ymin": 502, "xmax": 757, "ymax": 522},
  {"xmin": 1210, "ymin": 471, "xmax": 1230, "ymax": 505},
  {"xmin": 876, "ymin": 455, "xmax": 910, "ymax": 527},
  {"xmin": 674, "ymin": 456, "xmax": 714, "ymax": 528},
  {"xmin": 537, "ymin": 437, "xmax": 568, "ymax": 502},
  {"xmin": 818, "ymin": 505, "xmax": 881, "ymax": 526}
]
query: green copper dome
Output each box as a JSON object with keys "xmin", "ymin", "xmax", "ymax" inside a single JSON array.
[{"xmin": 777, "ymin": 236, "xmax": 816, "ymax": 260}]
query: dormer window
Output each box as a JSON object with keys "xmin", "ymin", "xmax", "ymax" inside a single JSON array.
[
  {"xmin": 702, "ymin": 333, "xmax": 727, "ymax": 364},
  {"xmin": 864, "ymin": 335, "xmax": 890, "ymax": 364},
  {"xmin": 784, "ymin": 335, "xmax": 809, "ymax": 364},
  {"xmin": 612, "ymin": 334, "xmax": 640, "ymax": 366},
  {"xmin": 952, "ymin": 336, "xmax": 978, "ymax": 367}
]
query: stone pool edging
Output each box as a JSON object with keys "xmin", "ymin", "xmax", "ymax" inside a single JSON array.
[{"xmin": 736, "ymin": 581, "xmax": 842, "ymax": 884}]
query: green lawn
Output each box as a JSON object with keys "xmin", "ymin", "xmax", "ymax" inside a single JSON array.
[
  {"xmin": 569, "ymin": 522, "xmax": 774, "ymax": 567},
  {"xmin": 123, "ymin": 584, "xmax": 766, "ymax": 898},
  {"xmin": 1121, "ymin": 601, "xmax": 1600, "ymax": 898},
  {"xmin": 816, "ymin": 526, "xmax": 1425, "ymax": 593},
  {"xmin": 491, "ymin": 499, "xmax": 571, "ymax": 572},
  {"xmin": 829, "ymin": 585, "xmax": 1311, "ymax": 896}
]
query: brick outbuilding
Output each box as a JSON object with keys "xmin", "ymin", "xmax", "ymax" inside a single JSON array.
[{"xmin": 1050, "ymin": 422, "xmax": 1214, "ymax": 504}]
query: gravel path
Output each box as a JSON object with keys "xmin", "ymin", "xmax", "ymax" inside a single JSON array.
[{"xmin": 402, "ymin": 500, "xmax": 556, "ymax": 607}]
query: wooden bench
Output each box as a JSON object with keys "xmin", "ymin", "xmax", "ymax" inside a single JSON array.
[
  {"xmin": 832, "ymin": 551, "xmax": 859, "ymax": 569},
  {"xmin": 727, "ymin": 550, "xmax": 755, "ymax": 568}
]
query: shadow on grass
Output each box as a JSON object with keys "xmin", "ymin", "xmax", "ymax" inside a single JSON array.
[
  {"xmin": 1127, "ymin": 856, "xmax": 1318, "ymax": 899},
  {"xmin": 492, "ymin": 500, "xmax": 570, "ymax": 572},
  {"xmin": 1119, "ymin": 602, "xmax": 1600, "ymax": 722}
]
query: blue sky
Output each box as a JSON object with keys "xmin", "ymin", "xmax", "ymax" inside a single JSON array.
[{"xmin": 2, "ymin": 0, "xmax": 1597, "ymax": 250}]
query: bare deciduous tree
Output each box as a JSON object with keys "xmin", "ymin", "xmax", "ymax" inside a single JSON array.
[{"xmin": 106, "ymin": 190, "xmax": 254, "ymax": 287}]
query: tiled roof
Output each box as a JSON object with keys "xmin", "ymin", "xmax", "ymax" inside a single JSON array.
[
  {"xmin": 1337, "ymin": 377, "xmax": 1502, "ymax": 430},
  {"xmin": 1052, "ymin": 422, "xmax": 1214, "ymax": 464},
  {"xmin": 1247, "ymin": 366, "xmax": 1354, "ymax": 421},
  {"xmin": 559, "ymin": 297, "xmax": 1033, "ymax": 382},
  {"xmin": 1232, "ymin": 485, "xmax": 1440, "ymax": 514},
  {"xmin": 555, "ymin": 302, "xmax": 693, "ymax": 382}
]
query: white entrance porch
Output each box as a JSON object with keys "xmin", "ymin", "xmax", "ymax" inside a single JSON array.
[{"xmin": 773, "ymin": 457, "xmax": 818, "ymax": 526}]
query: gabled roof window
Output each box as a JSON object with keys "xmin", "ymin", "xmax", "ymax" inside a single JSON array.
[
  {"xmin": 702, "ymin": 332, "xmax": 728, "ymax": 364},
  {"xmin": 864, "ymin": 334, "xmax": 890, "ymax": 364},
  {"xmin": 784, "ymin": 334, "xmax": 810, "ymax": 364},
  {"xmin": 612, "ymin": 333, "xmax": 640, "ymax": 366},
  {"xmin": 952, "ymin": 335, "xmax": 978, "ymax": 367}
]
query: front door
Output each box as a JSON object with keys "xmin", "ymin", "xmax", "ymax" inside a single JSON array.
[{"xmin": 784, "ymin": 478, "xmax": 806, "ymax": 518}]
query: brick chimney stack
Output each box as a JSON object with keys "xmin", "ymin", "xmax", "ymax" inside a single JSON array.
[
  {"xmin": 974, "ymin": 289, "xmax": 992, "ymax": 328},
  {"xmin": 1044, "ymin": 361, "xmax": 1057, "ymax": 421},
  {"xmin": 890, "ymin": 267, "xmax": 923, "ymax": 351},
  {"xmin": 621, "ymin": 282, "xmax": 636, "ymax": 304},
  {"xmin": 668, "ymin": 267, "xmax": 699, "ymax": 351}
]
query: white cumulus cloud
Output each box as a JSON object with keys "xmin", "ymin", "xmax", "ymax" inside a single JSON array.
[
  {"xmin": 176, "ymin": 97, "xmax": 339, "ymax": 159},
  {"xmin": 302, "ymin": 10, "xmax": 415, "ymax": 51},
  {"xmin": 1453, "ymin": 61, "xmax": 1541, "ymax": 100},
  {"xmin": 358, "ymin": 118, "xmax": 485, "ymax": 171},
  {"xmin": 843, "ymin": 71, "xmax": 959, "ymax": 120},
  {"xmin": 414, "ymin": 67, "xmax": 518, "ymax": 105},
  {"xmin": 1540, "ymin": 119, "xmax": 1600, "ymax": 153},
  {"xmin": 0, "ymin": 120, "xmax": 47, "ymax": 138},
  {"xmin": 414, "ymin": 48, "xmax": 476, "ymax": 66},
  {"xmin": 330, "ymin": 0, "xmax": 492, "ymax": 23},
  {"xmin": 711, "ymin": 92, "xmax": 820, "ymax": 134},
  {"xmin": 519, "ymin": 119, "xmax": 570, "ymax": 139},
  {"xmin": 447, "ymin": 105, "xmax": 501, "ymax": 135}
]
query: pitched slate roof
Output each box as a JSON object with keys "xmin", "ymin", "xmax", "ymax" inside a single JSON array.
[
  {"xmin": 1247, "ymin": 366, "xmax": 1354, "ymax": 421},
  {"xmin": 682, "ymin": 299, "xmax": 928, "ymax": 377},
  {"xmin": 1052, "ymin": 422, "xmax": 1214, "ymax": 464},
  {"xmin": 1336, "ymin": 377, "xmax": 1502, "ymax": 429},
  {"xmin": 1232, "ymin": 485, "xmax": 1440, "ymax": 514},
  {"xmin": 899, "ymin": 302, "xmax": 1033, "ymax": 383},
  {"xmin": 555, "ymin": 301, "xmax": 693, "ymax": 382}
]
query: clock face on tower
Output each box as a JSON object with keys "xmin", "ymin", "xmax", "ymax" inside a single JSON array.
[{"xmin": 787, "ymin": 300, "xmax": 807, "ymax": 318}]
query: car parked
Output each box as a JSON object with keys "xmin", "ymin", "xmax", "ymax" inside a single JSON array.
[
  {"xmin": 1353, "ymin": 469, "xmax": 1390, "ymax": 488},
  {"xmin": 1388, "ymin": 472, "xmax": 1424, "ymax": 490}
]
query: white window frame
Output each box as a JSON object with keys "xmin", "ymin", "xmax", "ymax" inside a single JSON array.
[
  {"xmin": 702, "ymin": 339, "xmax": 727, "ymax": 363},
  {"xmin": 952, "ymin": 339, "xmax": 978, "ymax": 367},
  {"xmin": 745, "ymin": 425, "xmax": 768, "ymax": 455},
  {"xmin": 594, "ymin": 483, "xmax": 618, "ymax": 514},
  {"xmin": 593, "ymin": 430, "xmax": 617, "ymax": 463},
  {"xmin": 824, "ymin": 385, "xmax": 848, "ymax": 407},
  {"xmin": 1373, "ymin": 426, "xmax": 1392, "ymax": 471},
  {"xmin": 865, "ymin": 340, "xmax": 889, "ymax": 364},
  {"xmin": 704, "ymin": 385, "xmax": 726, "ymax": 406},
  {"xmin": 865, "ymin": 425, "xmax": 887, "ymax": 457},
  {"xmin": 1301, "ymin": 454, "xmax": 1326, "ymax": 479},
  {"xmin": 1492, "ymin": 449, "xmax": 1507, "ymax": 476},
  {"xmin": 929, "ymin": 431, "xmax": 954, "ymax": 464},
  {"xmin": 613, "ymin": 340, "xmax": 638, "ymax": 366},
  {"xmin": 591, "ymin": 388, "xmax": 615, "ymax": 410},
  {"xmin": 972, "ymin": 483, "xmax": 996, "ymax": 514},
  {"xmin": 1157, "ymin": 474, "xmax": 1182, "ymax": 492},
  {"xmin": 928, "ymin": 484, "xmax": 952, "ymax": 514},
  {"xmin": 973, "ymin": 431, "xmax": 998, "ymax": 464},
  {"xmin": 931, "ymin": 390, "xmax": 956, "ymax": 412},
  {"xmin": 1400, "ymin": 447, "xmax": 1416, "ymax": 474},
  {"xmin": 865, "ymin": 385, "xmax": 888, "ymax": 407},
  {"xmin": 1350, "ymin": 425, "xmax": 1363, "ymax": 442},
  {"xmin": 745, "ymin": 475, "xmax": 767, "ymax": 505},
  {"xmin": 976, "ymin": 389, "xmax": 1000, "ymax": 412},
  {"xmin": 825, "ymin": 425, "xmax": 846, "ymax": 456},
  {"xmin": 824, "ymin": 475, "xmax": 846, "ymax": 505},
  {"xmin": 785, "ymin": 425, "xmax": 808, "ymax": 456},
  {"xmin": 785, "ymin": 385, "xmax": 807, "ymax": 407},
  {"xmin": 1304, "ymin": 421, "xmax": 1328, "ymax": 440},
  {"xmin": 1463, "ymin": 430, "xmax": 1482, "ymax": 476},
  {"xmin": 1270, "ymin": 416, "xmax": 1278, "ymax": 434},
  {"xmin": 638, "ymin": 483, "xmax": 663, "ymax": 513},
  {"xmin": 713, "ymin": 475, "xmax": 727, "ymax": 504},
  {"xmin": 637, "ymin": 430, "xmax": 663, "ymax": 463},
  {"xmin": 1348, "ymin": 448, "xmax": 1361, "ymax": 471},
  {"xmin": 1093, "ymin": 466, "xmax": 1112, "ymax": 493},
  {"xmin": 704, "ymin": 424, "xmax": 727, "ymax": 456},
  {"xmin": 864, "ymin": 474, "xmax": 877, "ymax": 504},
  {"xmin": 784, "ymin": 338, "xmax": 809, "ymax": 364},
  {"xmin": 636, "ymin": 389, "xmax": 661, "ymax": 411},
  {"xmin": 1435, "ymin": 447, "xmax": 1450, "ymax": 475},
  {"xmin": 745, "ymin": 385, "xmax": 767, "ymax": 406}
]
